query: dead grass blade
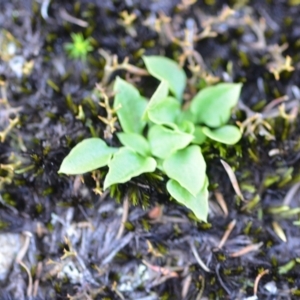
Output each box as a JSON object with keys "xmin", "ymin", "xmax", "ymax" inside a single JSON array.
[{"xmin": 220, "ymin": 159, "xmax": 245, "ymax": 201}]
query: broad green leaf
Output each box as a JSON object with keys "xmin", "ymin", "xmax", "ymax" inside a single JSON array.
[
  {"xmin": 58, "ymin": 138, "xmax": 117, "ymax": 175},
  {"xmin": 143, "ymin": 56, "xmax": 186, "ymax": 100},
  {"xmin": 148, "ymin": 125, "xmax": 194, "ymax": 159},
  {"xmin": 156, "ymin": 158, "xmax": 164, "ymax": 171},
  {"xmin": 177, "ymin": 120, "xmax": 195, "ymax": 134},
  {"xmin": 104, "ymin": 148, "xmax": 157, "ymax": 189},
  {"xmin": 163, "ymin": 145, "xmax": 206, "ymax": 196},
  {"xmin": 190, "ymin": 83, "xmax": 242, "ymax": 127},
  {"xmin": 117, "ymin": 132, "xmax": 150, "ymax": 156},
  {"xmin": 144, "ymin": 81, "xmax": 169, "ymax": 118},
  {"xmin": 192, "ymin": 126, "xmax": 207, "ymax": 145},
  {"xmin": 167, "ymin": 179, "xmax": 209, "ymax": 222},
  {"xmin": 148, "ymin": 96, "xmax": 181, "ymax": 127},
  {"xmin": 176, "ymin": 109, "xmax": 197, "ymax": 124},
  {"xmin": 202, "ymin": 125, "xmax": 242, "ymax": 145},
  {"xmin": 113, "ymin": 77, "xmax": 147, "ymax": 133}
]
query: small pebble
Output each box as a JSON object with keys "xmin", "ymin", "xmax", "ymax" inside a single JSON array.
[{"xmin": 0, "ymin": 233, "xmax": 23, "ymax": 281}]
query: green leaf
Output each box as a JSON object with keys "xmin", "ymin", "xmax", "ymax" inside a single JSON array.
[
  {"xmin": 117, "ymin": 132, "xmax": 150, "ymax": 156},
  {"xmin": 144, "ymin": 81, "xmax": 169, "ymax": 117},
  {"xmin": 167, "ymin": 179, "xmax": 209, "ymax": 222},
  {"xmin": 113, "ymin": 77, "xmax": 147, "ymax": 134},
  {"xmin": 103, "ymin": 148, "xmax": 157, "ymax": 189},
  {"xmin": 156, "ymin": 158, "xmax": 164, "ymax": 171},
  {"xmin": 190, "ymin": 83, "xmax": 242, "ymax": 127},
  {"xmin": 143, "ymin": 81, "xmax": 180, "ymax": 129},
  {"xmin": 192, "ymin": 126, "xmax": 207, "ymax": 145},
  {"xmin": 163, "ymin": 145, "xmax": 206, "ymax": 196},
  {"xmin": 58, "ymin": 138, "xmax": 117, "ymax": 175},
  {"xmin": 148, "ymin": 125, "xmax": 194, "ymax": 159},
  {"xmin": 176, "ymin": 109, "xmax": 197, "ymax": 124},
  {"xmin": 148, "ymin": 96, "xmax": 181, "ymax": 127},
  {"xmin": 202, "ymin": 125, "xmax": 242, "ymax": 145},
  {"xmin": 143, "ymin": 56, "xmax": 186, "ymax": 100},
  {"xmin": 177, "ymin": 120, "xmax": 195, "ymax": 134}
]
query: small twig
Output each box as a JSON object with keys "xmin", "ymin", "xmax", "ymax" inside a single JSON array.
[
  {"xmin": 279, "ymin": 103, "xmax": 298, "ymax": 120},
  {"xmin": 230, "ymin": 242, "xmax": 263, "ymax": 257},
  {"xmin": 59, "ymin": 8, "xmax": 88, "ymax": 27},
  {"xmin": 244, "ymin": 16, "xmax": 266, "ymax": 50},
  {"xmin": 239, "ymin": 98, "xmax": 298, "ymax": 120},
  {"xmin": 220, "ymin": 160, "xmax": 245, "ymax": 201},
  {"xmin": 111, "ymin": 281, "xmax": 125, "ymax": 300},
  {"xmin": 195, "ymin": 275, "xmax": 205, "ymax": 300},
  {"xmin": 189, "ymin": 240, "xmax": 211, "ymax": 272},
  {"xmin": 117, "ymin": 11, "xmax": 137, "ymax": 37},
  {"xmin": 40, "ymin": 0, "xmax": 51, "ymax": 20},
  {"xmin": 96, "ymin": 84, "xmax": 120, "ymax": 139},
  {"xmin": 146, "ymin": 240, "xmax": 163, "ymax": 257},
  {"xmin": 214, "ymin": 192, "xmax": 228, "ymax": 217},
  {"xmin": 101, "ymin": 233, "xmax": 134, "ymax": 265},
  {"xmin": 99, "ymin": 49, "xmax": 148, "ymax": 86},
  {"xmin": 16, "ymin": 231, "xmax": 33, "ymax": 297},
  {"xmin": 150, "ymin": 215, "xmax": 189, "ymax": 224},
  {"xmin": 253, "ymin": 269, "xmax": 269, "ymax": 296},
  {"xmin": 218, "ymin": 219, "xmax": 236, "ymax": 249},
  {"xmin": 215, "ymin": 263, "xmax": 231, "ymax": 295},
  {"xmin": 156, "ymin": 11, "xmax": 173, "ymax": 42},
  {"xmin": 0, "ymin": 82, "xmax": 8, "ymax": 106},
  {"xmin": 181, "ymin": 274, "xmax": 192, "ymax": 299},
  {"xmin": 116, "ymin": 194, "xmax": 129, "ymax": 239},
  {"xmin": 43, "ymin": 259, "xmax": 66, "ymax": 279},
  {"xmin": 268, "ymin": 54, "xmax": 294, "ymax": 81},
  {"xmin": 142, "ymin": 259, "xmax": 179, "ymax": 277},
  {"xmin": 16, "ymin": 231, "xmax": 32, "ymax": 265},
  {"xmin": 61, "ymin": 237, "xmax": 77, "ymax": 260},
  {"xmin": 237, "ymin": 98, "xmax": 299, "ymax": 140},
  {"xmin": 0, "ymin": 117, "xmax": 20, "ymax": 142},
  {"xmin": 150, "ymin": 273, "xmax": 179, "ymax": 287},
  {"xmin": 201, "ymin": 6, "xmax": 235, "ymax": 28},
  {"xmin": 18, "ymin": 261, "xmax": 33, "ymax": 297},
  {"xmin": 263, "ymin": 95, "xmax": 289, "ymax": 113},
  {"xmin": 283, "ymin": 183, "xmax": 300, "ymax": 206},
  {"xmin": 33, "ymin": 262, "xmax": 43, "ymax": 297}
]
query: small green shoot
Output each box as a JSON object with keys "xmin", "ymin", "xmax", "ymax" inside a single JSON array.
[{"xmin": 64, "ymin": 33, "xmax": 93, "ymax": 60}]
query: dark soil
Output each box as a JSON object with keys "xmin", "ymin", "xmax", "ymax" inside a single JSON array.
[{"xmin": 1, "ymin": 0, "xmax": 300, "ymax": 299}]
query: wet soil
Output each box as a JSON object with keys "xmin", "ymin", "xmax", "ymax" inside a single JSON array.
[{"xmin": 1, "ymin": 0, "xmax": 300, "ymax": 299}]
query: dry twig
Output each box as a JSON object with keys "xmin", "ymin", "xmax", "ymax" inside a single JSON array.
[
  {"xmin": 218, "ymin": 219, "xmax": 236, "ymax": 249},
  {"xmin": 220, "ymin": 160, "xmax": 245, "ymax": 201},
  {"xmin": 214, "ymin": 192, "xmax": 228, "ymax": 217},
  {"xmin": 116, "ymin": 194, "xmax": 129, "ymax": 239},
  {"xmin": 59, "ymin": 8, "xmax": 88, "ymax": 27},
  {"xmin": 16, "ymin": 232, "xmax": 33, "ymax": 297},
  {"xmin": 230, "ymin": 242, "xmax": 263, "ymax": 257},
  {"xmin": 189, "ymin": 240, "xmax": 211, "ymax": 272},
  {"xmin": 253, "ymin": 269, "xmax": 269, "ymax": 296}
]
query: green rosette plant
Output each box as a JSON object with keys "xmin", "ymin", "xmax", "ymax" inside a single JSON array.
[
  {"xmin": 64, "ymin": 33, "xmax": 93, "ymax": 60},
  {"xmin": 59, "ymin": 56, "xmax": 242, "ymax": 222}
]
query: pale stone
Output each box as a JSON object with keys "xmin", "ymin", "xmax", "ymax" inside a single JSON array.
[{"xmin": 0, "ymin": 233, "xmax": 23, "ymax": 281}]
